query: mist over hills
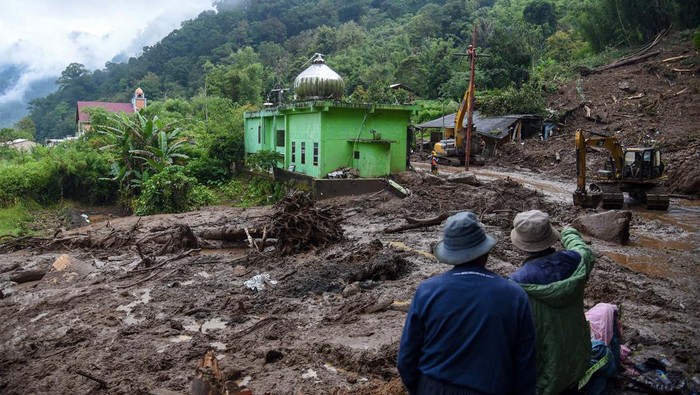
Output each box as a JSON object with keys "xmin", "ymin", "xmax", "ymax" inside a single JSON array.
[
  {"xmin": 3, "ymin": 0, "xmax": 697, "ymax": 139},
  {"xmin": 0, "ymin": 0, "xmax": 214, "ymax": 129}
]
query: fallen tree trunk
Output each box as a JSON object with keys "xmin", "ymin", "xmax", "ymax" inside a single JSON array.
[
  {"xmin": 9, "ymin": 269, "xmax": 47, "ymax": 284},
  {"xmin": 584, "ymin": 51, "xmax": 660, "ymax": 75},
  {"xmin": 197, "ymin": 226, "xmax": 267, "ymax": 241},
  {"xmin": 383, "ymin": 213, "xmax": 449, "ymax": 233}
]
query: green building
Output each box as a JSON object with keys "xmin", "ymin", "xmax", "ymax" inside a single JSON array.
[
  {"xmin": 244, "ymin": 101, "xmax": 417, "ymax": 178},
  {"xmin": 243, "ymin": 53, "xmax": 418, "ymax": 179}
]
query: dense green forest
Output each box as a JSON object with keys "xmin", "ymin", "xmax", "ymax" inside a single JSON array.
[{"xmin": 19, "ymin": 0, "xmax": 699, "ymax": 140}]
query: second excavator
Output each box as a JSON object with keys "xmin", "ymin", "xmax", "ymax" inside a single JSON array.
[{"xmin": 573, "ymin": 130, "xmax": 669, "ymax": 210}]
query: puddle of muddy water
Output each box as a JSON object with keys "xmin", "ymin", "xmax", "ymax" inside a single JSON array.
[
  {"xmin": 116, "ymin": 288, "xmax": 152, "ymax": 325},
  {"xmin": 170, "ymin": 334, "xmax": 193, "ymax": 343},
  {"xmin": 182, "ymin": 317, "xmax": 227, "ymax": 333},
  {"xmin": 210, "ymin": 341, "xmax": 226, "ymax": 350},
  {"xmin": 629, "ymin": 235, "xmax": 696, "ymax": 251},
  {"xmin": 635, "ymin": 200, "xmax": 700, "ymax": 234},
  {"xmin": 602, "ymin": 252, "xmax": 672, "ymax": 277}
]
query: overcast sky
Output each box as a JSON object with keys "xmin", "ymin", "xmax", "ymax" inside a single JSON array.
[{"xmin": 0, "ymin": 0, "xmax": 214, "ymax": 105}]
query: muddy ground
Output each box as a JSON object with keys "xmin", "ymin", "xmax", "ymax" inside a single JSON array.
[{"xmin": 1, "ymin": 32, "xmax": 699, "ymax": 395}]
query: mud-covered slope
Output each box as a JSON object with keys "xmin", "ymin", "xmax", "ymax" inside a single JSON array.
[{"xmin": 494, "ymin": 31, "xmax": 700, "ymax": 195}]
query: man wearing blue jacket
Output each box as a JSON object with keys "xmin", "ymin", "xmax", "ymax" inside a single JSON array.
[{"xmin": 398, "ymin": 211, "xmax": 537, "ymax": 395}]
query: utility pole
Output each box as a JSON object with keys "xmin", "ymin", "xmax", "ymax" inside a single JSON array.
[{"xmin": 465, "ymin": 26, "xmax": 477, "ymax": 170}]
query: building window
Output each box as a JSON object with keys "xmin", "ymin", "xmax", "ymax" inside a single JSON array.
[
  {"xmin": 301, "ymin": 142, "xmax": 306, "ymax": 164},
  {"xmin": 313, "ymin": 142, "xmax": 319, "ymax": 166},
  {"xmin": 354, "ymin": 150, "xmax": 360, "ymax": 159},
  {"xmin": 276, "ymin": 130, "xmax": 285, "ymax": 147},
  {"xmin": 291, "ymin": 142, "xmax": 296, "ymax": 163},
  {"xmin": 257, "ymin": 125, "xmax": 261, "ymax": 144}
]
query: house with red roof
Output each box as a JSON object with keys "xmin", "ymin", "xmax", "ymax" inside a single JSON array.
[{"xmin": 75, "ymin": 88, "xmax": 147, "ymax": 136}]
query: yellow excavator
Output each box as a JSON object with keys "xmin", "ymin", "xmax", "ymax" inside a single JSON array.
[
  {"xmin": 432, "ymin": 78, "xmax": 485, "ymax": 167},
  {"xmin": 573, "ymin": 130, "xmax": 669, "ymax": 210},
  {"xmin": 433, "ymin": 31, "xmax": 485, "ymax": 168}
]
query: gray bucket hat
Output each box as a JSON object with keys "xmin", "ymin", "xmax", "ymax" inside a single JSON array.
[
  {"xmin": 433, "ymin": 211, "xmax": 497, "ymax": 265},
  {"xmin": 510, "ymin": 210, "xmax": 560, "ymax": 252}
]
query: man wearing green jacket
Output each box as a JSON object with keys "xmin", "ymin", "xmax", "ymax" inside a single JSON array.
[{"xmin": 509, "ymin": 210, "xmax": 595, "ymax": 395}]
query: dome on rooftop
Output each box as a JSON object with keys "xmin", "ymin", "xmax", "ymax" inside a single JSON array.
[{"xmin": 294, "ymin": 53, "xmax": 344, "ymax": 100}]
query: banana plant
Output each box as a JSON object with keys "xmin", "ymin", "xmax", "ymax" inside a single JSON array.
[
  {"xmin": 130, "ymin": 128, "xmax": 190, "ymax": 172},
  {"xmin": 95, "ymin": 110, "xmax": 190, "ymax": 199}
]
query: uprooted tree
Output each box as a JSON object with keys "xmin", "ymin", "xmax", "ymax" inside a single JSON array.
[{"xmin": 0, "ymin": 190, "xmax": 344, "ymax": 257}]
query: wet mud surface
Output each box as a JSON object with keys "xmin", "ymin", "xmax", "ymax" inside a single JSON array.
[{"xmin": 1, "ymin": 164, "xmax": 698, "ymax": 394}]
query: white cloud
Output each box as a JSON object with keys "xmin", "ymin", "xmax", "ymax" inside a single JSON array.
[{"xmin": 0, "ymin": 0, "xmax": 214, "ymax": 104}]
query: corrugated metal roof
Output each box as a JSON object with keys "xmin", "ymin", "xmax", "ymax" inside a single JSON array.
[
  {"xmin": 416, "ymin": 111, "xmax": 540, "ymax": 140},
  {"xmin": 76, "ymin": 101, "xmax": 134, "ymax": 122}
]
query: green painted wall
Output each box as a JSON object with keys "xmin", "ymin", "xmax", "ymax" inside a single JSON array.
[
  {"xmin": 353, "ymin": 141, "xmax": 391, "ymax": 177},
  {"xmin": 244, "ymin": 101, "xmax": 417, "ymax": 179}
]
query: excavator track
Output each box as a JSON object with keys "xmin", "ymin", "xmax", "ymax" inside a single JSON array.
[
  {"xmin": 643, "ymin": 186, "xmax": 670, "ymax": 210},
  {"xmin": 594, "ymin": 183, "xmax": 624, "ymax": 209}
]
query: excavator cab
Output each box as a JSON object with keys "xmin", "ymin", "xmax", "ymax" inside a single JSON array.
[{"xmin": 622, "ymin": 148, "xmax": 664, "ymax": 180}]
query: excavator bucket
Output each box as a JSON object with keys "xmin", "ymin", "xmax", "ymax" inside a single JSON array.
[{"xmin": 573, "ymin": 190, "xmax": 603, "ymax": 208}]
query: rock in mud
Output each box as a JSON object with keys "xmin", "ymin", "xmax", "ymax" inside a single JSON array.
[
  {"xmin": 668, "ymin": 161, "xmax": 700, "ymax": 195},
  {"xmin": 8, "ymin": 269, "xmax": 47, "ymax": 284},
  {"xmin": 571, "ymin": 210, "xmax": 632, "ymax": 244},
  {"xmin": 41, "ymin": 254, "xmax": 95, "ymax": 285},
  {"xmin": 419, "ymin": 172, "xmax": 446, "ymax": 185},
  {"xmin": 446, "ymin": 172, "xmax": 480, "ymax": 186}
]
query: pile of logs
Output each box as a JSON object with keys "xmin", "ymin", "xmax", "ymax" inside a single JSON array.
[{"xmin": 270, "ymin": 190, "xmax": 344, "ymax": 255}]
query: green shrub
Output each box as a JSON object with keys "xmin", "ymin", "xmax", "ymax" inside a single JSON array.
[
  {"xmin": 134, "ymin": 166, "xmax": 213, "ymax": 215},
  {"xmin": 51, "ymin": 143, "xmax": 119, "ymax": 204},
  {"xmin": 246, "ymin": 150, "xmax": 283, "ymax": 171},
  {"xmin": 0, "ymin": 160, "xmax": 58, "ymax": 207},
  {"xmin": 185, "ymin": 156, "xmax": 230, "ymax": 184},
  {"xmin": 478, "ymin": 84, "xmax": 546, "ymax": 117},
  {"xmin": 0, "ymin": 201, "xmax": 34, "ymax": 236},
  {"xmin": 216, "ymin": 176, "xmax": 287, "ymax": 207}
]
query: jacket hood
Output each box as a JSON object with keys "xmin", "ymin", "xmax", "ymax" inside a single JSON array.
[{"xmin": 518, "ymin": 259, "xmax": 589, "ymax": 308}]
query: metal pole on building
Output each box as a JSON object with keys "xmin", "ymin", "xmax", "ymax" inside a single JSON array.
[{"xmin": 465, "ymin": 26, "xmax": 477, "ymax": 170}]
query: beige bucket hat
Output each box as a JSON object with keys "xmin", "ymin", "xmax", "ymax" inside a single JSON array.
[{"xmin": 510, "ymin": 210, "xmax": 560, "ymax": 252}]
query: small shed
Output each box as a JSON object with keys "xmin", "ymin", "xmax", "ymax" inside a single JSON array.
[
  {"xmin": 416, "ymin": 111, "xmax": 542, "ymax": 155},
  {"xmin": 3, "ymin": 139, "xmax": 37, "ymax": 151}
]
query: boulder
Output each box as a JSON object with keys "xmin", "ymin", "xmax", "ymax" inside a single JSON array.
[
  {"xmin": 419, "ymin": 172, "xmax": 446, "ymax": 186},
  {"xmin": 446, "ymin": 172, "xmax": 480, "ymax": 186},
  {"xmin": 41, "ymin": 254, "xmax": 95, "ymax": 285},
  {"xmin": 571, "ymin": 211, "xmax": 632, "ymax": 244}
]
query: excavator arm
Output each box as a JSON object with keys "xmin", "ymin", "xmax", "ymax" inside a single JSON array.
[
  {"xmin": 452, "ymin": 81, "xmax": 472, "ymax": 149},
  {"xmin": 573, "ymin": 130, "xmax": 624, "ymax": 207}
]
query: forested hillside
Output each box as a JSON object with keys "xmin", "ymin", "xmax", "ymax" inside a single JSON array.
[{"xmin": 22, "ymin": 0, "xmax": 700, "ymax": 140}]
